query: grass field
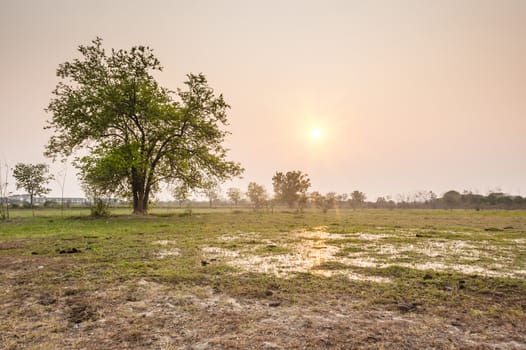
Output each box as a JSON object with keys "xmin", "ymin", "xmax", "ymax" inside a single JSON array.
[{"xmin": 1, "ymin": 209, "xmax": 525, "ymax": 349}]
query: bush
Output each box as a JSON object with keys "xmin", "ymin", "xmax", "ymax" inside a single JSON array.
[{"xmin": 90, "ymin": 199, "xmax": 110, "ymax": 217}]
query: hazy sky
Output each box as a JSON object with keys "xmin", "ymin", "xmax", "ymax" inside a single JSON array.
[{"xmin": 1, "ymin": 0, "xmax": 525, "ymax": 200}]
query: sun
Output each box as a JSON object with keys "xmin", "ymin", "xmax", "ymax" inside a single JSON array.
[{"xmin": 310, "ymin": 128, "xmax": 322, "ymax": 139}]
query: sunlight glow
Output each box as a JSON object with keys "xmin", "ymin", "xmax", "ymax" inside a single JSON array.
[{"xmin": 310, "ymin": 128, "xmax": 322, "ymax": 139}]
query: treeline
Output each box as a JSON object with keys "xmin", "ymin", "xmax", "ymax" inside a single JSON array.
[
  {"xmin": 214, "ymin": 189, "xmax": 526, "ymax": 211},
  {"xmin": 217, "ymin": 171, "xmax": 526, "ymax": 211},
  {"xmin": 386, "ymin": 190, "xmax": 526, "ymax": 210}
]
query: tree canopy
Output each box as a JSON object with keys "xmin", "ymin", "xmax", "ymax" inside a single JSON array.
[
  {"xmin": 247, "ymin": 182, "xmax": 267, "ymax": 210},
  {"xmin": 12, "ymin": 163, "xmax": 53, "ymax": 215},
  {"xmin": 45, "ymin": 38, "xmax": 243, "ymax": 214},
  {"xmin": 272, "ymin": 170, "xmax": 311, "ymax": 209},
  {"xmin": 226, "ymin": 187, "xmax": 242, "ymax": 207}
]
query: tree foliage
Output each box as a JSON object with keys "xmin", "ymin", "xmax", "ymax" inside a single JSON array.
[
  {"xmin": 45, "ymin": 38, "xmax": 243, "ymax": 214},
  {"xmin": 203, "ymin": 181, "xmax": 221, "ymax": 208},
  {"xmin": 349, "ymin": 190, "xmax": 366, "ymax": 209},
  {"xmin": 247, "ymin": 182, "xmax": 267, "ymax": 210},
  {"xmin": 272, "ymin": 170, "xmax": 311, "ymax": 209},
  {"xmin": 172, "ymin": 185, "xmax": 190, "ymax": 207},
  {"xmin": 226, "ymin": 187, "xmax": 242, "ymax": 207},
  {"xmin": 12, "ymin": 163, "xmax": 53, "ymax": 214}
]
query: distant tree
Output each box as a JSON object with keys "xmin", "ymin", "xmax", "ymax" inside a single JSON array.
[
  {"xmin": 272, "ymin": 170, "xmax": 311, "ymax": 209},
  {"xmin": 44, "ymin": 37, "xmax": 243, "ymax": 215},
  {"xmin": 310, "ymin": 191, "xmax": 329, "ymax": 213},
  {"xmin": 442, "ymin": 190, "xmax": 462, "ymax": 209},
  {"xmin": 325, "ymin": 192, "xmax": 338, "ymax": 209},
  {"xmin": 247, "ymin": 182, "xmax": 267, "ymax": 210},
  {"xmin": 203, "ymin": 182, "xmax": 221, "ymax": 208},
  {"xmin": 0, "ymin": 161, "xmax": 10, "ymax": 220},
  {"xmin": 12, "ymin": 163, "xmax": 54, "ymax": 216},
  {"xmin": 336, "ymin": 193, "xmax": 348, "ymax": 208},
  {"xmin": 349, "ymin": 190, "xmax": 366, "ymax": 210},
  {"xmin": 226, "ymin": 187, "xmax": 242, "ymax": 207},
  {"xmin": 172, "ymin": 185, "xmax": 190, "ymax": 208},
  {"xmin": 375, "ymin": 196, "xmax": 387, "ymax": 208},
  {"xmin": 54, "ymin": 161, "xmax": 68, "ymax": 216}
]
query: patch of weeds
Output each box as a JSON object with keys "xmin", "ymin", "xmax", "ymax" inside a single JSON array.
[
  {"xmin": 312, "ymin": 261, "xmax": 350, "ymax": 270},
  {"xmin": 338, "ymin": 246, "xmax": 364, "ymax": 254},
  {"xmin": 66, "ymin": 297, "xmax": 99, "ymax": 324}
]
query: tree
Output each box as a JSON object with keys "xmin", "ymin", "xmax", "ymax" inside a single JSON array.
[
  {"xmin": 55, "ymin": 161, "xmax": 68, "ymax": 216},
  {"xmin": 12, "ymin": 163, "xmax": 54, "ymax": 216},
  {"xmin": 272, "ymin": 170, "xmax": 311, "ymax": 209},
  {"xmin": 226, "ymin": 187, "xmax": 242, "ymax": 207},
  {"xmin": 247, "ymin": 182, "xmax": 267, "ymax": 210},
  {"xmin": 0, "ymin": 161, "xmax": 10, "ymax": 220},
  {"xmin": 310, "ymin": 191, "xmax": 329, "ymax": 213},
  {"xmin": 325, "ymin": 192, "xmax": 338, "ymax": 209},
  {"xmin": 45, "ymin": 38, "xmax": 243, "ymax": 215},
  {"xmin": 442, "ymin": 190, "xmax": 461, "ymax": 210},
  {"xmin": 203, "ymin": 181, "xmax": 221, "ymax": 208},
  {"xmin": 349, "ymin": 190, "xmax": 366, "ymax": 210},
  {"xmin": 172, "ymin": 185, "xmax": 190, "ymax": 208}
]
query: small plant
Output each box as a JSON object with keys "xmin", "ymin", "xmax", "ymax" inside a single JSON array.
[{"xmin": 90, "ymin": 198, "xmax": 110, "ymax": 217}]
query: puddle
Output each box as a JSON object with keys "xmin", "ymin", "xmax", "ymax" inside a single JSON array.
[
  {"xmin": 203, "ymin": 231, "xmax": 391, "ymax": 283},
  {"xmin": 156, "ymin": 248, "xmax": 180, "ymax": 258},
  {"xmin": 201, "ymin": 229, "xmax": 525, "ymax": 280},
  {"xmin": 355, "ymin": 233, "xmax": 392, "ymax": 240},
  {"xmin": 219, "ymin": 232, "xmax": 260, "ymax": 241}
]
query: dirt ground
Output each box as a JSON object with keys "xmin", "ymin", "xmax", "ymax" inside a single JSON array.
[
  {"xmin": 1, "ymin": 254, "xmax": 525, "ymax": 349},
  {"xmin": 1, "ymin": 211, "xmax": 525, "ymax": 349}
]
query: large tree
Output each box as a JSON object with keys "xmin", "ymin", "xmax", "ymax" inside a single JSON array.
[
  {"xmin": 272, "ymin": 170, "xmax": 311, "ymax": 209},
  {"xmin": 12, "ymin": 163, "xmax": 54, "ymax": 215},
  {"xmin": 45, "ymin": 38, "xmax": 243, "ymax": 214}
]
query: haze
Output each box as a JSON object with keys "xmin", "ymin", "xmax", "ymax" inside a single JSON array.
[{"xmin": 1, "ymin": 0, "xmax": 525, "ymax": 200}]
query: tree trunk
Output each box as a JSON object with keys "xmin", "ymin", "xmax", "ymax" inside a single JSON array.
[
  {"xmin": 30, "ymin": 193, "xmax": 34, "ymax": 217},
  {"xmin": 133, "ymin": 194, "xmax": 148, "ymax": 215},
  {"xmin": 131, "ymin": 180, "xmax": 149, "ymax": 216}
]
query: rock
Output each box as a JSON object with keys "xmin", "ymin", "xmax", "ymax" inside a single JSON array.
[
  {"xmin": 268, "ymin": 301, "xmax": 281, "ymax": 307},
  {"xmin": 264, "ymin": 290, "xmax": 273, "ymax": 296}
]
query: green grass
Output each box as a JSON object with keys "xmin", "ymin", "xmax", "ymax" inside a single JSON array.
[{"xmin": 1, "ymin": 208, "xmax": 525, "ymax": 346}]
